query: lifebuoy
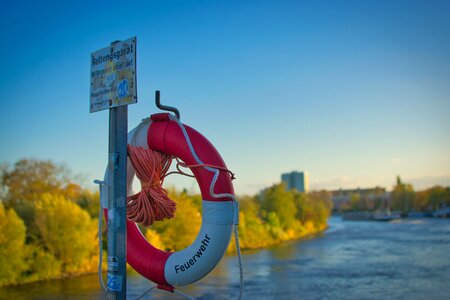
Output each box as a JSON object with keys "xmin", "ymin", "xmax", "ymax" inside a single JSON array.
[{"xmin": 102, "ymin": 113, "xmax": 237, "ymax": 288}]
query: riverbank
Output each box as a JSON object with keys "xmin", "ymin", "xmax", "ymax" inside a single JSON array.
[
  {"xmin": 227, "ymin": 220, "xmax": 328, "ymax": 253},
  {"xmin": 1, "ymin": 222, "xmax": 331, "ymax": 289},
  {"xmin": 1, "ymin": 162, "xmax": 332, "ymax": 288},
  {"xmin": 0, "ymin": 220, "xmax": 329, "ymax": 288}
]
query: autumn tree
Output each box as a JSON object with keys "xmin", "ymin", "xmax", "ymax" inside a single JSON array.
[
  {"xmin": 413, "ymin": 190, "xmax": 430, "ymax": 212},
  {"xmin": 1, "ymin": 159, "xmax": 71, "ymax": 205},
  {"xmin": 34, "ymin": 193, "xmax": 98, "ymax": 272},
  {"xmin": 0, "ymin": 202, "xmax": 28, "ymax": 286},
  {"xmin": 151, "ymin": 190, "xmax": 202, "ymax": 251},
  {"xmin": 0, "ymin": 159, "xmax": 96, "ymax": 243}
]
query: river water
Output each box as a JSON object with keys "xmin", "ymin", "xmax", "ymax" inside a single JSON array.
[{"xmin": 1, "ymin": 216, "xmax": 449, "ymax": 299}]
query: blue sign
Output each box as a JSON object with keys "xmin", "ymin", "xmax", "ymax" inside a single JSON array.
[{"xmin": 117, "ymin": 79, "xmax": 128, "ymax": 99}]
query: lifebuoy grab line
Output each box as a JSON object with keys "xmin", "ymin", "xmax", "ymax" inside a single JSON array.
[{"xmin": 97, "ymin": 113, "xmax": 243, "ymax": 297}]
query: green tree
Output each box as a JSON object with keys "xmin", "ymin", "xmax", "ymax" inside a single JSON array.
[
  {"xmin": 235, "ymin": 196, "xmax": 273, "ymax": 249},
  {"xmin": 391, "ymin": 176, "xmax": 415, "ymax": 213},
  {"xmin": 75, "ymin": 189, "xmax": 100, "ymax": 219},
  {"xmin": 293, "ymin": 192, "xmax": 318, "ymax": 223},
  {"xmin": 307, "ymin": 192, "xmax": 332, "ymax": 227},
  {"xmin": 349, "ymin": 193, "xmax": 361, "ymax": 211},
  {"xmin": 259, "ymin": 184, "xmax": 297, "ymax": 230},
  {"xmin": 0, "ymin": 202, "xmax": 28, "ymax": 286},
  {"xmin": 428, "ymin": 186, "xmax": 448, "ymax": 210},
  {"xmin": 294, "ymin": 191, "xmax": 332, "ymax": 228},
  {"xmin": 266, "ymin": 211, "xmax": 288, "ymax": 241}
]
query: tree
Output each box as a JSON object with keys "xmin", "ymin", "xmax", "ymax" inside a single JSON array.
[
  {"xmin": 259, "ymin": 184, "xmax": 297, "ymax": 230},
  {"xmin": 305, "ymin": 192, "xmax": 332, "ymax": 227},
  {"xmin": 34, "ymin": 193, "xmax": 98, "ymax": 272},
  {"xmin": 145, "ymin": 228, "xmax": 165, "ymax": 250},
  {"xmin": 391, "ymin": 176, "xmax": 415, "ymax": 213},
  {"xmin": 0, "ymin": 202, "xmax": 28, "ymax": 286},
  {"xmin": 24, "ymin": 245, "xmax": 61, "ymax": 282},
  {"xmin": 428, "ymin": 186, "xmax": 448, "ymax": 210},
  {"xmin": 293, "ymin": 192, "xmax": 308, "ymax": 220},
  {"xmin": 1, "ymin": 159, "xmax": 94, "ymax": 244},
  {"xmin": 75, "ymin": 189, "xmax": 100, "ymax": 219},
  {"xmin": 413, "ymin": 190, "xmax": 430, "ymax": 212},
  {"xmin": 349, "ymin": 193, "xmax": 361, "ymax": 211},
  {"xmin": 294, "ymin": 191, "xmax": 332, "ymax": 227},
  {"xmin": 1, "ymin": 159, "xmax": 71, "ymax": 206},
  {"xmin": 234, "ymin": 196, "xmax": 273, "ymax": 249},
  {"xmin": 0, "ymin": 163, "xmax": 8, "ymax": 199},
  {"xmin": 151, "ymin": 191, "xmax": 201, "ymax": 252}
]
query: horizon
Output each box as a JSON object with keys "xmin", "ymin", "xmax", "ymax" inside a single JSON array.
[{"xmin": 1, "ymin": 0, "xmax": 449, "ymax": 195}]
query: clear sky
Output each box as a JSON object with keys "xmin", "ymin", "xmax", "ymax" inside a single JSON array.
[{"xmin": 0, "ymin": 0, "xmax": 449, "ymax": 195}]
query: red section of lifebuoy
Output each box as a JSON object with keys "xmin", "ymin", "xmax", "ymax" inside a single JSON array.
[
  {"xmin": 148, "ymin": 113, "xmax": 234, "ymax": 202},
  {"xmin": 119, "ymin": 113, "xmax": 234, "ymax": 286},
  {"xmin": 103, "ymin": 211, "xmax": 170, "ymax": 285},
  {"xmin": 126, "ymin": 220, "xmax": 171, "ymax": 285}
]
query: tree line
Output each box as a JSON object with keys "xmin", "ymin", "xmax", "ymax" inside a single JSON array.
[
  {"xmin": 340, "ymin": 176, "xmax": 450, "ymax": 213},
  {"xmin": 0, "ymin": 159, "xmax": 332, "ymax": 287}
]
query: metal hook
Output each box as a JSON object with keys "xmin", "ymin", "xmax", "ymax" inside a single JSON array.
[{"xmin": 155, "ymin": 90, "xmax": 180, "ymax": 120}]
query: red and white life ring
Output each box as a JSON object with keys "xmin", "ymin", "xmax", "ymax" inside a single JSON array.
[{"xmin": 102, "ymin": 113, "xmax": 237, "ymax": 288}]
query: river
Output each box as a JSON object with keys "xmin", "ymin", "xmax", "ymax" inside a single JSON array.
[{"xmin": 1, "ymin": 216, "xmax": 449, "ymax": 299}]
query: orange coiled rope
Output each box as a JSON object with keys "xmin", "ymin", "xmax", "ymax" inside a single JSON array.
[{"xmin": 126, "ymin": 145, "xmax": 176, "ymax": 226}]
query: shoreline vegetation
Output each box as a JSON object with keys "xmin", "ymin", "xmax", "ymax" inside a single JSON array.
[
  {"xmin": 0, "ymin": 159, "xmax": 332, "ymax": 287},
  {"xmin": 336, "ymin": 176, "xmax": 450, "ymax": 216}
]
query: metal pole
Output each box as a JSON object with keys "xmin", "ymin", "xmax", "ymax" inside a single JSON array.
[{"xmin": 107, "ymin": 97, "xmax": 128, "ymax": 298}]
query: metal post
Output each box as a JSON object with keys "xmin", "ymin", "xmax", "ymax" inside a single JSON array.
[{"xmin": 107, "ymin": 103, "xmax": 128, "ymax": 300}]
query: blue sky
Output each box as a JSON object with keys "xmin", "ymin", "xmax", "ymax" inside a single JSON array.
[{"xmin": 0, "ymin": 0, "xmax": 449, "ymax": 195}]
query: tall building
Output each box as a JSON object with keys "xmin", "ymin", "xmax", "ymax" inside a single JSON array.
[{"xmin": 281, "ymin": 171, "xmax": 310, "ymax": 193}]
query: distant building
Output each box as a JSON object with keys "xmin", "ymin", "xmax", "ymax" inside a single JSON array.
[{"xmin": 281, "ymin": 171, "xmax": 310, "ymax": 193}]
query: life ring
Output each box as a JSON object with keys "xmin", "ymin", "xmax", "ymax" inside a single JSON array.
[{"xmin": 102, "ymin": 113, "xmax": 237, "ymax": 288}]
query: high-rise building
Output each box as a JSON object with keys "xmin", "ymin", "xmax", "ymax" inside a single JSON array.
[{"xmin": 281, "ymin": 171, "xmax": 310, "ymax": 193}]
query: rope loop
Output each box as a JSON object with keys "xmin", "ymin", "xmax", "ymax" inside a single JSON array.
[{"xmin": 126, "ymin": 145, "xmax": 176, "ymax": 226}]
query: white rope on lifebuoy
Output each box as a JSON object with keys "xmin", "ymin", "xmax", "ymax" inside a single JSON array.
[{"xmin": 169, "ymin": 115, "xmax": 243, "ymax": 299}]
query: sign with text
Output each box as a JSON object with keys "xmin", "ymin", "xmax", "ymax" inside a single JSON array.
[{"xmin": 90, "ymin": 37, "xmax": 137, "ymax": 113}]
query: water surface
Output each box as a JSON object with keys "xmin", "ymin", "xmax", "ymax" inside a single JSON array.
[{"xmin": 2, "ymin": 217, "xmax": 449, "ymax": 299}]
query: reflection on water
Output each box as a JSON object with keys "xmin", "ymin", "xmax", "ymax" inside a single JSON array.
[{"xmin": 1, "ymin": 217, "xmax": 449, "ymax": 299}]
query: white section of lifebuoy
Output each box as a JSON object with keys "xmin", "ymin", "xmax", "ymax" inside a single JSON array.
[
  {"xmin": 164, "ymin": 201, "xmax": 233, "ymax": 286},
  {"xmin": 126, "ymin": 119, "xmax": 151, "ymax": 196}
]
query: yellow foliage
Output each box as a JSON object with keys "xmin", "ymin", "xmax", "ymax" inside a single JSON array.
[
  {"xmin": 0, "ymin": 203, "xmax": 27, "ymax": 286},
  {"xmin": 151, "ymin": 192, "xmax": 201, "ymax": 252},
  {"xmin": 34, "ymin": 193, "xmax": 98, "ymax": 272},
  {"xmin": 145, "ymin": 228, "xmax": 165, "ymax": 250},
  {"xmin": 25, "ymin": 245, "xmax": 61, "ymax": 281},
  {"xmin": 0, "ymin": 158, "xmax": 333, "ymax": 286}
]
